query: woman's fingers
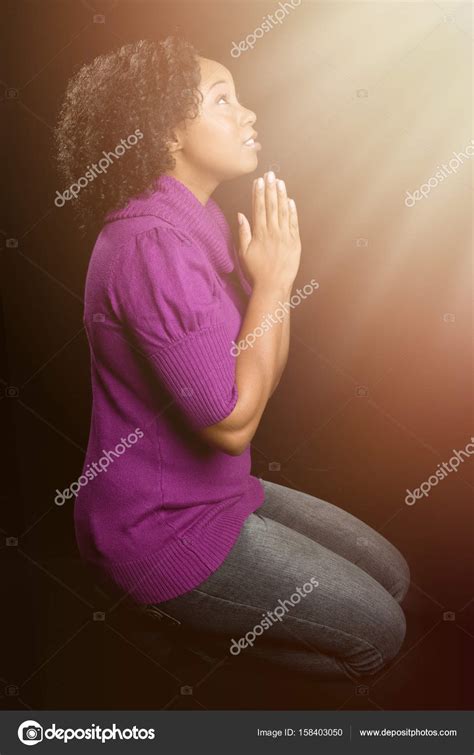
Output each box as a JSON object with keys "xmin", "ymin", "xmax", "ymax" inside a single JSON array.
[
  {"xmin": 264, "ymin": 171, "xmax": 279, "ymax": 229},
  {"xmin": 276, "ymin": 178, "xmax": 289, "ymax": 231},
  {"xmin": 237, "ymin": 212, "xmax": 252, "ymax": 253},
  {"xmin": 252, "ymin": 173, "xmax": 294, "ymax": 236},
  {"xmin": 288, "ymin": 197, "xmax": 299, "ymax": 238},
  {"xmin": 252, "ymin": 176, "xmax": 266, "ymax": 235}
]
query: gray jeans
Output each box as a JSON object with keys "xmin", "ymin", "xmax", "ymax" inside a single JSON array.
[{"xmin": 148, "ymin": 479, "xmax": 410, "ymax": 680}]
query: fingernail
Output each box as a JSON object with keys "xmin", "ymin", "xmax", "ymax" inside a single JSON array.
[
  {"xmin": 257, "ymin": 177, "xmax": 264, "ymax": 189},
  {"xmin": 289, "ymin": 198, "xmax": 295, "ymax": 209},
  {"xmin": 277, "ymin": 179, "xmax": 285, "ymax": 191},
  {"xmin": 267, "ymin": 171, "xmax": 275, "ymax": 183},
  {"xmin": 237, "ymin": 213, "xmax": 243, "ymax": 225}
]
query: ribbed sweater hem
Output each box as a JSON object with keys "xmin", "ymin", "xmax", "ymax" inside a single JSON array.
[{"xmin": 99, "ymin": 479, "xmax": 265, "ymax": 604}]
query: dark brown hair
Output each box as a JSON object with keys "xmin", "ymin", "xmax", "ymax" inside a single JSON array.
[{"xmin": 54, "ymin": 36, "xmax": 203, "ymax": 232}]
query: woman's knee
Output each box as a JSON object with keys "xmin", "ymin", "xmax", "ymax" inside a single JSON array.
[
  {"xmin": 379, "ymin": 596, "xmax": 407, "ymax": 664},
  {"xmin": 391, "ymin": 550, "xmax": 411, "ymax": 603},
  {"xmin": 344, "ymin": 594, "xmax": 407, "ymax": 677}
]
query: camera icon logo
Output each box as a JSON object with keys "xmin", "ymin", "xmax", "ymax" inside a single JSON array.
[
  {"xmin": 18, "ymin": 720, "xmax": 43, "ymax": 745},
  {"xmin": 443, "ymin": 611, "xmax": 455, "ymax": 621},
  {"xmin": 268, "ymin": 162, "xmax": 281, "ymax": 174}
]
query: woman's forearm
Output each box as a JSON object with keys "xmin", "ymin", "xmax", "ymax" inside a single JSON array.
[
  {"xmin": 269, "ymin": 290, "xmax": 291, "ymax": 396},
  {"xmin": 198, "ymin": 281, "xmax": 292, "ymax": 454},
  {"xmin": 234, "ymin": 281, "xmax": 293, "ymax": 433}
]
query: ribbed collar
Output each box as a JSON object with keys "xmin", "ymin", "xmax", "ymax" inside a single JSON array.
[{"xmin": 106, "ymin": 174, "xmax": 252, "ymax": 296}]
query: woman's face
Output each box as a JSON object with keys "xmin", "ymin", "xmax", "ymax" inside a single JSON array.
[{"xmin": 173, "ymin": 57, "xmax": 260, "ymax": 185}]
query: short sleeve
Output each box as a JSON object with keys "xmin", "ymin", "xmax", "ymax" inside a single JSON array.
[{"xmin": 109, "ymin": 225, "xmax": 239, "ymax": 431}]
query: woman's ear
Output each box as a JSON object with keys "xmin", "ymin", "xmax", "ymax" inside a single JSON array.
[{"xmin": 166, "ymin": 131, "xmax": 182, "ymax": 154}]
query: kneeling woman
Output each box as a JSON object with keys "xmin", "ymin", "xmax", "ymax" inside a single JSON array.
[{"xmin": 55, "ymin": 36, "xmax": 410, "ymax": 679}]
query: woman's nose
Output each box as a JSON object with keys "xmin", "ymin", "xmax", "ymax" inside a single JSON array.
[{"xmin": 242, "ymin": 106, "xmax": 257, "ymax": 126}]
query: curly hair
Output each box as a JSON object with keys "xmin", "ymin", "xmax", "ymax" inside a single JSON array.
[{"xmin": 54, "ymin": 35, "xmax": 203, "ymax": 232}]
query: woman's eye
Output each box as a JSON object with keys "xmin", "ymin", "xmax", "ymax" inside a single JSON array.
[{"xmin": 217, "ymin": 92, "xmax": 241, "ymax": 105}]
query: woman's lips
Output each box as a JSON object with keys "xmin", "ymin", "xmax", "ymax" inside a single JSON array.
[{"xmin": 242, "ymin": 138, "xmax": 262, "ymax": 150}]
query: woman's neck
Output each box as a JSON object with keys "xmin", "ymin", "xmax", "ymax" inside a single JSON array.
[{"xmin": 162, "ymin": 168, "xmax": 219, "ymax": 206}]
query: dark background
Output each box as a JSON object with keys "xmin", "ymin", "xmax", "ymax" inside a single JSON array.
[{"xmin": 1, "ymin": 0, "xmax": 473, "ymax": 711}]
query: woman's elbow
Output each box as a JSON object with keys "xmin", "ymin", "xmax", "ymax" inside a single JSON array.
[
  {"xmin": 224, "ymin": 432, "xmax": 249, "ymax": 456},
  {"xmin": 197, "ymin": 424, "xmax": 250, "ymax": 456}
]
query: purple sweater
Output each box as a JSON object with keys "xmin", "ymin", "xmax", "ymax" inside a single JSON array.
[{"xmin": 74, "ymin": 175, "xmax": 265, "ymax": 604}]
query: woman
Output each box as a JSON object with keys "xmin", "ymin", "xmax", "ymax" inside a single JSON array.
[{"xmin": 55, "ymin": 36, "xmax": 410, "ymax": 680}]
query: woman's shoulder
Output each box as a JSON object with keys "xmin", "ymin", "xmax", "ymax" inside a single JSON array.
[
  {"xmin": 99, "ymin": 216, "xmax": 186, "ymax": 254},
  {"xmin": 109, "ymin": 221, "xmax": 209, "ymax": 281},
  {"xmin": 103, "ymin": 219, "xmax": 216, "ymax": 310}
]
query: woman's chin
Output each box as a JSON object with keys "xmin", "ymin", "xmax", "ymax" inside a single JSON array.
[{"xmin": 238, "ymin": 151, "xmax": 260, "ymax": 174}]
